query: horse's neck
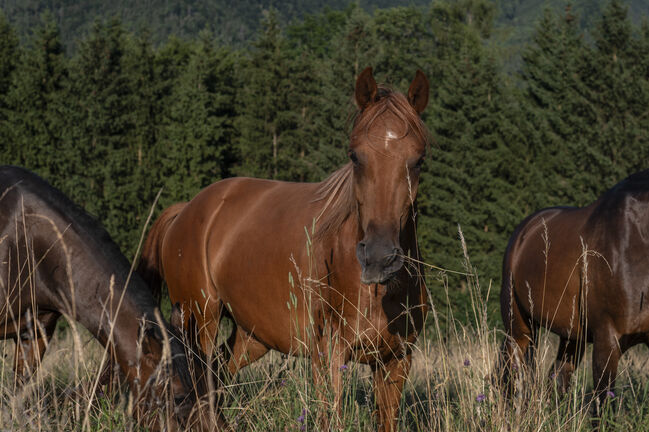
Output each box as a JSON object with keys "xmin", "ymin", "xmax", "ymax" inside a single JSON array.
[
  {"xmin": 400, "ymin": 207, "xmax": 420, "ymax": 257},
  {"xmin": 43, "ymin": 231, "xmax": 153, "ymax": 365}
]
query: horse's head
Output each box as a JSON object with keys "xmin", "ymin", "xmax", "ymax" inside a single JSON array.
[
  {"xmin": 129, "ymin": 315, "xmax": 201, "ymax": 430},
  {"xmin": 350, "ymin": 67, "xmax": 429, "ymax": 284}
]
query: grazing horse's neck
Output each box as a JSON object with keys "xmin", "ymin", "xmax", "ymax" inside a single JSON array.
[{"xmin": 38, "ymin": 220, "xmax": 157, "ymax": 372}]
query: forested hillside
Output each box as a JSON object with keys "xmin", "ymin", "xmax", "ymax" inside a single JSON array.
[
  {"xmin": 1, "ymin": 0, "xmax": 648, "ymax": 323},
  {"xmin": 2, "ymin": 0, "xmax": 649, "ymax": 53},
  {"xmin": 0, "ymin": 0, "xmax": 432, "ymax": 48}
]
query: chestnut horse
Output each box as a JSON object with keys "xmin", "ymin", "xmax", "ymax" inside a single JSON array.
[
  {"xmin": 499, "ymin": 169, "xmax": 649, "ymax": 410},
  {"xmin": 0, "ymin": 166, "xmax": 198, "ymax": 429},
  {"xmin": 139, "ymin": 67, "xmax": 430, "ymax": 431}
]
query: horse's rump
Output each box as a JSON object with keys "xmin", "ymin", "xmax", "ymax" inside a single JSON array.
[{"xmin": 138, "ymin": 202, "xmax": 186, "ymax": 304}]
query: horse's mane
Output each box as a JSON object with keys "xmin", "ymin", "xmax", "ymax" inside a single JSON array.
[
  {"xmin": 313, "ymin": 162, "xmax": 355, "ymax": 240},
  {"xmin": 313, "ymin": 87, "xmax": 430, "ymax": 240},
  {"xmin": 1, "ymin": 166, "xmax": 156, "ymax": 312}
]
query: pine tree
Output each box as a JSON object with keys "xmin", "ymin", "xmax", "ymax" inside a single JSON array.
[
  {"xmin": 586, "ymin": 0, "xmax": 649, "ymax": 184},
  {"xmin": 519, "ymin": 6, "xmax": 596, "ymax": 206},
  {"xmin": 413, "ymin": 1, "xmax": 532, "ymax": 322},
  {"xmin": 158, "ymin": 32, "xmax": 238, "ymax": 205},
  {"xmin": 236, "ymin": 9, "xmax": 319, "ymax": 181},
  {"xmin": 65, "ymin": 19, "xmax": 143, "ymax": 253},
  {"xmin": 3, "ymin": 13, "xmax": 69, "ymax": 181},
  {"xmin": 0, "ymin": 12, "xmax": 19, "ymax": 164},
  {"xmin": 311, "ymin": 6, "xmax": 379, "ymax": 176},
  {"xmin": 371, "ymin": 6, "xmax": 433, "ymax": 85}
]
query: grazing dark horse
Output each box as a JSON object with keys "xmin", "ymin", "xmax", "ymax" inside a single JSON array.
[
  {"xmin": 499, "ymin": 169, "xmax": 649, "ymax": 410},
  {"xmin": 139, "ymin": 67, "xmax": 430, "ymax": 431},
  {"xmin": 0, "ymin": 166, "xmax": 199, "ymax": 429}
]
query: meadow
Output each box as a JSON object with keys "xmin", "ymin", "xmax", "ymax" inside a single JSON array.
[
  {"xmin": 3, "ymin": 232, "xmax": 649, "ymax": 432},
  {"xmin": 2, "ymin": 1, "xmax": 649, "ymax": 430}
]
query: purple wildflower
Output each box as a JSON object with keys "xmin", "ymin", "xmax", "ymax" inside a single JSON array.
[
  {"xmin": 463, "ymin": 358, "xmax": 470, "ymax": 367},
  {"xmin": 476, "ymin": 393, "xmax": 486, "ymax": 402},
  {"xmin": 280, "ymin": 379, "xmax": 286, "ymax": 387},
  {"xmin": 297, "ymin": 408, "xmax": 307, "ymax": 427},
  {"xmin": 550, "ymin": 372, "xmax": 556, "ymax": 379},
  {"xmin": 606, "ymin": 390, "xmax": 615, "ymax": 398},
  {"xmin": 340, "ymin": 364, "xmax": 348, "ymax": 371}
]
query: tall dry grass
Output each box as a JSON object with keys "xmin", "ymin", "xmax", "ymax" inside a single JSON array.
[{"xmin": 2, "ymin": 228, "xmax": 649, "ymax": 431}]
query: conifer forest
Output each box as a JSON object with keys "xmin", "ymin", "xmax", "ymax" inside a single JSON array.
[{"xmin": 1, "ymin": 0, "xmax": 648, "ymax": 325}]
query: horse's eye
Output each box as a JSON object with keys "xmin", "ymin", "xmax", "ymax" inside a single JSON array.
[
  {"xmin": 348, "ymin": 150, "xmax": 359, "ymax": 166},
  {"xmin": 411, "ymin": 156, "xmax": 425, "ymax": 171}
]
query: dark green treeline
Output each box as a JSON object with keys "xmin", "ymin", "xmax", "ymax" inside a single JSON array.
[{"xmin": 1, "ymin": 0, "xmax": 648, "ymax": 325}]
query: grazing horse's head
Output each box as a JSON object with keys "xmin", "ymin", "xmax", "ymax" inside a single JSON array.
[
  {"xmin": 350, "ymin": 67, "xmax": 429, "ymax": 284},
  {"xmin": 129, "ymin": 318, "xmax": 199, "ymax": 430}
]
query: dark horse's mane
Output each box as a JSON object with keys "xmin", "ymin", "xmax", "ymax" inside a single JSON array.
[{"xmin": 313, "ymin": 87, "xmax": 430, "ymax": 240}]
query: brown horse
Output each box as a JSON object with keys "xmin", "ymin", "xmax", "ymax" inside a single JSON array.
[
  {"xmin": 0, "ymin": 166, "xmax": 200, "ymax": 430},
  {"xmin": 498, "ymin": 169, "xmax": 649, "ymax": 411},
  {"xmin": 139, "ymin": 67, "xmax": 430, "ymax": 431}
]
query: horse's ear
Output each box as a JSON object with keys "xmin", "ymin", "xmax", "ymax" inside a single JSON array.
[
  {"xmin": 170, "ymin": 302, "xmax": 184, "ymax": 331},
  {"xmin": 355, "ymin": 67, "xmax": 378, "ymax": 110},
  {"xmin": 408, "ymin": 70, "xmax": 429, "ymax": 114}
]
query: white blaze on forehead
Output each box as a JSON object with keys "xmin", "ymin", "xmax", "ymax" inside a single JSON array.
[{"xmin": 384, "ymin": 130, "xmax": 398, "ymax": 149}]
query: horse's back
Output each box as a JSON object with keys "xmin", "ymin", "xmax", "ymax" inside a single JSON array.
[{"xmin": 163, "ymin": 176, "xmax": 320, "ymax": 270}]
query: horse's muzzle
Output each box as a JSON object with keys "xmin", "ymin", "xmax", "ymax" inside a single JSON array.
[{"xmin": 356, "ymin": 241, "xmax": 404, "ymax": 284}]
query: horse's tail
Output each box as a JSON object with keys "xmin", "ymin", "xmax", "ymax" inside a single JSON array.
[
  {"xmin": 139, "ymin": 202, "xmax": 186, "ymax": 304},
  {"xmin": 496, "ymin": 213, "xmax": 536, "ymax": 394}
]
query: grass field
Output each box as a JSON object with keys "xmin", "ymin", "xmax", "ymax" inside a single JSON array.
[{"xmin": 3, "ymin": 242, "xmax": 649, "ymax": 432}]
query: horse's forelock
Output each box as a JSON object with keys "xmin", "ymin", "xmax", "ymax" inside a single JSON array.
[{"xmin": 351, "ymin": 86, "xmax": 430, "ymax": 149}]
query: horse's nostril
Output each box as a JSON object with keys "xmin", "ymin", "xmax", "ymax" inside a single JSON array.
[
  {"xmin": 357, "ymin": 242, "xmax": 368, "ymax": 264},
  {"xmin": 382, "ymin": 248, "xmax": 404, "ymax": 269}
]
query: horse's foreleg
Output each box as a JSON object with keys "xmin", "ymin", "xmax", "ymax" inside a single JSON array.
[
  {"xmin": 372, "ymin": 353, "xmax": 410, "ymax": 432},
  {"xmin": 13, "ymin": 311, "xmax": 58, "ymax": 381},
  {"xmin": 551, "ymin": 337, "xmax": 585, "ymax": 394},
  {"xmin": 496, "ymin": 290, "xmax": 535, "ymax": 395},
  {"xmin": 217, "ymin": 325, "xmax": 268, "ymax": 379},
  {"xmin": 592, "ymin": 329, "xmax": 621, "ymax": 419},
  {"xmin": 311, "ymin": 336, "xmax": 347, "ymax": 431}
]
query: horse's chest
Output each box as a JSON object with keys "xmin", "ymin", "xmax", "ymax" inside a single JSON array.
[{"xmin": 339, "ymin": 286, "xmax": 421, "ymax": 359}]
